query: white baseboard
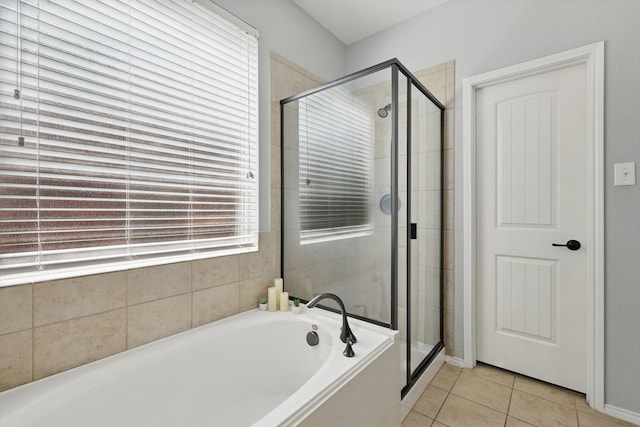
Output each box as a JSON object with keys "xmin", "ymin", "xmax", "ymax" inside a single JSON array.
[
  {"xmin": 444, "ymin": 355, "xmax": 466, "ymax": 368},
  {"xmin": 401, "ymin": 349, "xmax": 445, "ymax": 421},
  {"xmin": 604, "ymin": 404, "xmax": 640, "ymax": 425}
]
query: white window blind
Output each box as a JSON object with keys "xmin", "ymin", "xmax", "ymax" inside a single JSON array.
[
  {"xmin": 0, "ymin": 0, "xmax": 259, "ymax": 285},
  {"xmin": 298, "ymin": 89, "xmax": 373, "ymax": 243}
]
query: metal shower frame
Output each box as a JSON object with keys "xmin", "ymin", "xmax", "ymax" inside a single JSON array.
[{"xmin": 279, "ymin": 58, "xmax": 445, "ymax": 397}]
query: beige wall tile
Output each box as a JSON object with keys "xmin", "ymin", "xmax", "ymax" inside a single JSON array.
[
  {"xmin": 0, "ymin": 330, "xmax": 32, "ymax": 391},
  {"xmin": 271, "ymin": 188, "xmax": 282, "ymax": 232},
  {"xmin": 304, "ymin": 76, "xmax": 323, "ymax": 91},
  {"xmin": 271, "ymin": 143, "xmax": 281, "ymax": 190},
  {"xmin": 443, "ymin": 269, "xmax": 454, "ymax": 313},
  {"xmin": 271, "ymin": 52, "xmax": 308, "ymax": 79},
  {"xmin": 34, "ymin": 272, "xmax": 126, "ymax": 327},
  {"xmin": 445, "ymin": 109, "xmax": 454, "ymax": 150},
  {"xmin": 444, "ymin": 148, "xmax": 454, "ymax": 190},
  {"xmin": 270, "ymin": 58, "xmax": 278, "ymax": 102},
  {"xmin": 445, "ymin": 67, "xmax": 455, "ymax": 108},
  {"xmin": 127, "ymin": 262, "xmax": 191, "ymax": 305},
  {"xmin": 444, "ymin": 229, "xmax": 454, "ymax": 271},
  {"xmin": 239, "ymin": 232, "xmax": 277, "ymax": 281},
  {"xmin": 127, "ymin": 294, "xmax": 191, "ymax": 349},
  {"xmin": 271, "ymin": 100, "xmax": 281, "ymax": 146},
  {"xmin": 275, "ymin": 61, "xmax": 305, "ymax": 101},
  {"xmin": 444, "ymin": 309, "xmax": 455, "ymax": 356},
  {"xmin": 0, "ymin": 285, "xmax": 32, "ymax": 335},
  {"xmin": 192, "ymin": 283, "xmax": 239, "ymax": 327},
  {"xmin": 191, "ymin": 255, "xmax": 239, "ymax": 291},
  {"xmin": 33, "ymin": 309, "xmax": 126, "ymax": 380},
  {"xmin": 238, "ymin": 276, "xmax": 273, "ymax": 312},
  {"xmin": 275, "ymin": 238, "xmax": 282, "ymax": 279},
  {"xmin": 418, "ymin": 71, "xmax": 446, "ymax": 106},
  {"xmin": 444, "ymin": 189, "xmax": 454, "ymax": 230},
  {"xmin": 417, "ymin": 62, "xmax": 447, "ymax": 76}
]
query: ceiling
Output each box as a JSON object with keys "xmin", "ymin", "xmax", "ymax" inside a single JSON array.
[{"xmin": 292, "ymin": 0, "xmax": 449, "ymax": 45}]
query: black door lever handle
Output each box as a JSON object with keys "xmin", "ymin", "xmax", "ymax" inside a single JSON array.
[{"xmin": 552, "ymin": 240, "xmax": 581, "ymax": 251}]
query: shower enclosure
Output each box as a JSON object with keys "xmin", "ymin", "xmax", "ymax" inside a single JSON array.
[{"xmin": 281, "ymin": 59, "xmax": 444, "ymax": 395}]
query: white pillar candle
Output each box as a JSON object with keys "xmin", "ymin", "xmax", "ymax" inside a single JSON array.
[
  {"xmin": 274, "ymin": 278, "xmax": 283, "ymax": 310},
  {"xmin": 279, "ymin": 292, "xmax": 289, "ymax": 312},
  {"xmin": 274, "ymin": 278, "xmax": 283, "ymax": 294},
  {"xmin": 267, "ymin": 287, "xmax": 277, "ymax": 312}
]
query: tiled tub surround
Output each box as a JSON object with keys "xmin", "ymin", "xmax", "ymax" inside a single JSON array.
[
  {"xmin": 0, "ymin": 246, "xmax": 277, "ymax": 392},
  {"xmin": 0, "ymin": 309, "xmax": 401, "ymax": 427}
]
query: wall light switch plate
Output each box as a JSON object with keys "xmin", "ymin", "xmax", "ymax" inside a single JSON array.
[{"xmin": 614, "ymin": 162, "xmax": 636, "ymax": 186}]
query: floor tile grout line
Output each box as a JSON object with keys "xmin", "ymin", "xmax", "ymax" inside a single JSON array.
[
  {"xmin": 514, "ymin": 387, "xmax": 582, "ymax": 411},
  {"xmin": 431, "ymin": 368, "xmax": 460, "ymax": 427},
  {"xmin": 573, "ymin": 389, "xmax": 580, "ymax": 427},
  {"xmin": 447, "ymin": 389, "xmax": 513, "ymax": 419},
  {"xmin": 431, "ymin": 386, "xmax": 450, "ymax": 424},
  {"xmin": 464, "ymin": 367, "xmax": 517, "ymax": 389},
  {"xmin": 504, "ymin": 381, "xmax": 515, "ymax": 427},
  {"xmin": 432, "ymin": 389, "xmax": 450, "ymax": 427},
  {"xmin": 446, "ymin": 367, "xmax": 514, "ymax": 418}
]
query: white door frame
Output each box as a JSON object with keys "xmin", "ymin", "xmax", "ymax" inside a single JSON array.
[{"xmin": 462, "ymin": 42, "xmax": 605, "ymax": 410}]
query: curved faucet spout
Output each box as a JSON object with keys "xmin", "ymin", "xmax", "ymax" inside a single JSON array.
[{"xmin": 307, "ymin": 293, "xmax": 357, "ymax": 345}]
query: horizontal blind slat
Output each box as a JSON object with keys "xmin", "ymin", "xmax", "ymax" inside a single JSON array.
[
  {"xmin": 298, "ymin": 89, "xmax": 372, "ymax": 240},
  {"xmin": 0, "ymin": 0, "xmax": 259, "ymax": 283}
]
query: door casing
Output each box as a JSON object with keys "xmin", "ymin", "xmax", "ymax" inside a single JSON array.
[{"xmin": 462, "ymin": 42, "xmax": 604, "ymax": 409}]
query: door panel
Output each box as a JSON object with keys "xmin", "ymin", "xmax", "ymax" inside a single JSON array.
[
  {"xmin": 496, "ymin": 256, "xmax": 555, "ymax": 341},
  {"xmin": 476, "ymin": 63, "xmax": 587, "ymax": 392},
  {"xmin": 497, "ymin": 93, "xmax": 554, "ymax": 226}
]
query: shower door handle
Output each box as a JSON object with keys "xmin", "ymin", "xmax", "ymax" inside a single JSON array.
[{"xmin": 410, "ymin": 223, "xmax": 417, "ymax": 240}]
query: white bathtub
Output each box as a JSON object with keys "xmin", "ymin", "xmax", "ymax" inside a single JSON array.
[{"xmin": 0, "ymin": 308, "xmax": 400, "ymax": 427}]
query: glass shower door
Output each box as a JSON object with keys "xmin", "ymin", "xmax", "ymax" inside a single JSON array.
[{"xmin": 406, "ymin": 81, "xmax": 444, "ymax": 384}]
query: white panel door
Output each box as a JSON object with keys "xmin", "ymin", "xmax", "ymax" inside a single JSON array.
[{"xmin": 476, "ymin": 63, "xmax": 587, "ymax": 392}]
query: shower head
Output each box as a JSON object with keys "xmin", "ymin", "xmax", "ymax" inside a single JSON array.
[{"xmin": 377, "ymin": 103, "xmax": 391, "ymax": 118}]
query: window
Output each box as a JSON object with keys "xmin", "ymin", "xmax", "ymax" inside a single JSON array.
[
  {"xmin": 298, "ymin": 88, "xmax": 373, "ymax": 243},
  {"xmin": 0, "ymin": 0, "xmax": 259, "ymax": 285}
]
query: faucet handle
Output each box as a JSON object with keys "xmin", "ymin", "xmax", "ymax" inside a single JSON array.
[
  {"xmin": 343, "ymin": 338, "xmax": 355, "ymax": 358},
  {"xmin": 340, "ymin": 325, "xmax": 357, "ymax": 344}
]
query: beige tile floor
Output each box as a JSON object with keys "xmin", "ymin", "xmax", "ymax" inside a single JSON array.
[{"xmin": 404, "ymin": 363, "xmax": 639, "ymax": 427}]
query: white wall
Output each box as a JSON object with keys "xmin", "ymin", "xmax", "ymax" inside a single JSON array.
[
  {"xmin": 212, "ymin": 0, "xmax": 347, "ymax": 230},
  {"xmin": 347, "ymin": 0, "xmax": 640, "ymax": 413}
]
